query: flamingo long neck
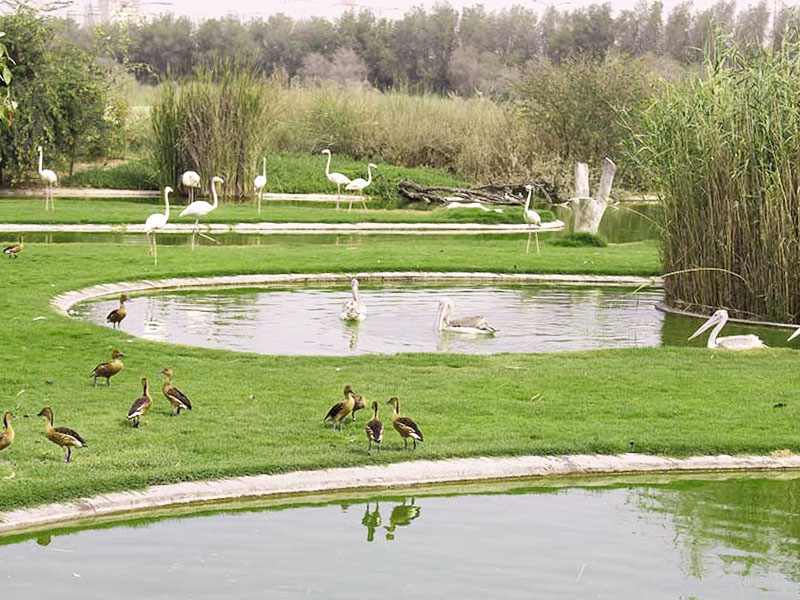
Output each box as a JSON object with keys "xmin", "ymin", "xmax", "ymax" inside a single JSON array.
[
  {"xmin": 325, "ymin": 152, "xmax": 332, "ymax": 177},
  {"xmin": 163, "ymin": 189, "xmax": 171, "ymax": 220},
  {"xmin": 210, "ymin": 179, "xmax": 219, "ymax": 209},
  {"xmin": 524, "ymin": 188, "xmax": 532, "ymax": 212},
  {"xmin": 38, "ymin": 148, "xmax": 44, "ymax": 175},
  {"xmin": 262, "ymin": 157, "xmax": 267, "ymax": 178},
  {"xmin": 436, "ymin": 303, "xmax": 449, "ymax": 331},
  {"xmin": 707, "ymin": 316, "xmax": 727, "ymax": 348},
  {"xmin": 366, "ymin": 164, "xmax": 373, "ymax": 185}
]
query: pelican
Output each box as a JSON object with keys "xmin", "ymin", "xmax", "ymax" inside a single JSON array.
[
  {"xmin": 180, "ymin": 176, "xmax": 222, "ymax": 249},
  {"xmin": 523, "ymin": 184, "xmax": 542, "ymax": 254},
  {"xmin": 254, "ymin": 157, "xmax": 267, "ymax": 215},
  {"xmin": 144, "ymin": 186, "xmax": 171, "ymax": 265},
  {"xmin": 688, "ymin": 309, "xmax": 766, "ymax": 350},
  {"xmin": 436, "ymin": 299, "xmax": 496, "ymax": 335},
  {"xmin": 322, "ymin": 149, "xmax": 351, "ymax": 210},
  {"xmin": 344, "ymin": 163, "xmax": 375, "ymax": 210},
  {"xmin": 181, "ymin": 170, "xmax": 201, "ymax": 203},
  {"xmin": 341, "ymin": 278, "xmax": 366, "ymax": 321}
]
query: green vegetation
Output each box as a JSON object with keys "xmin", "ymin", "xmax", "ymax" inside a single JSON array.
[
  {"xmin": 550, "ymin": 232, "xmax": 608, "ymax": 248},
  {"xmin": 63, "ymin": 159, "xmax": 158, "ymax": 190}
]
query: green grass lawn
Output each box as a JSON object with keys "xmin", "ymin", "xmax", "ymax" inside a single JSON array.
[
  {"xmin": 0, "ymin": 236, "xmax": 797, "ymax": 513},
  {"xmin": 0, "ymin": 198, "xmax": 555, "ymax": 225}
]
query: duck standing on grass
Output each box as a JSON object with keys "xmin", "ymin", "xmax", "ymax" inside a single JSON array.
[
  {"xmin": 387, "ymin": 397, "xmax": 423, "ymax": 450},
  {"xmin": 127, "ymin": 377, "xmax": 153, "ymax": 428},
  {"xmin": 38, "ymin": 407, "xmax": 86, "ymax": 463},
  {"xmin": 3, "ymin": 237, "xmax": 23, "ymax": 258},
  {"xmin": 90, "ymin": 349, "xmax": 125, "ymax": 386},
  {"xmin": 0, "ymin": 412, "xmax": 15, "ymax": 453},
  {"xmin": 161, "ymin": 368, "xmax": 192, "ymax": 416},
  {"xmin": 324, "ymin": 385, "xmax": 358, "ymax": 431},
  {"xmin": 106, "ymin": 294, "xmax": 128, "ymax": 329},
  {"xmin": 365, "ymin": 401, "xmax": 383, "ymax": 453}
]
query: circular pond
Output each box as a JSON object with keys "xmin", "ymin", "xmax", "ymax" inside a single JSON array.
[{"xmin": 1, "ymin": 475, "xmax": 798, "ymax": 598}]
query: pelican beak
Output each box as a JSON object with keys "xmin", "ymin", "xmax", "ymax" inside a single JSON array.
[
  {"xmin": 688, "ymin": 313, "xmax": 719, "ymax": 341},
  {"xmin": 788, "ymin": 327, "xmax": 800, "ymax": 342}
]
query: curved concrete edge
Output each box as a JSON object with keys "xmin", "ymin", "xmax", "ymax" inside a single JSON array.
[
  {"xmin": 0, "ymin": 221, "xmax": 566, "ymax": 235},
  {"xmin": 656, "ymin": 302, "xmax": 799, "ymax": 331},
  {"xmin": 51, "ymin": 271, "xmax": 662, "ymax": 316},
  {"xmin": 2, "ymin": 453, "xmax": 798, "ymax": 535}
]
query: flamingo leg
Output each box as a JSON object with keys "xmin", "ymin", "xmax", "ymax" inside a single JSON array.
[
  {"xmin": 336, "ymin": 184, "xmax": 341, "ymax": 210},
  {"xmin": 526, "ymin": 232, "xmax": 531, "ymax": 254},
  {"xmin": 535, "ymin": 231, "xmax": 540, "ymax": 254},
  {"xmin": 361, "ymin": 193, "xmax": 367, "ymax": 210},
  {"xmin": 153, "ymin": 233, "xmax": 158, "ymax": 266},
  {"xmin": 258, "ymin": 191, "xmax": 262, "ymax": 215}
]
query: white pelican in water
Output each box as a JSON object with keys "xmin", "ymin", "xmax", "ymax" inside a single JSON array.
[
  {"xmin": 688, "ymin": 309, "xmax": 766, "ymax": 350},
  {"xmin": 436, "ymin": 299, "xmax": 496, "ymax": 335},
  {"xmin": 341, "ymin": 278, "xmax": 366, "ymax": 321}
]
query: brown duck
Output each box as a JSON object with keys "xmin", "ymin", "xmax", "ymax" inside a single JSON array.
[
  {"xmin": 387, "ymin": 397, "xmax": 423, "ymax": 450},
  {"xmin": 351, "ymin": 388, "xmax": 366, "ymax": 421},
  {"xmin": 0, "ymin": 412, "xmax": 15, "ymax": 453},
  {"xmin": 127, "ymin": 377, "xmax": 153, "ymax": 428},
  {"xmin": 323, "ymin": 385, "xmax": 357, "ymax": 431},
  {"xmin": 3, "ymin": 237, "xmax": 23, "ymax": 259},
  {"xmin": 365, "ymin": 401, "xmax": 383, "ymax": 453},
  {"xmin": 90, "ymin": 349, "xmax": 125, "ymax": 386},
  {"xmin": 38, "ymin": 407, "xmax": 87, "ymax": 463},
  {"xmin": 161, "ymin": 368, "xmax": 192, "ymax": 416},
  {"xmin": 106, "ymin": 294, "xmax": 128, "ymax": 329}
]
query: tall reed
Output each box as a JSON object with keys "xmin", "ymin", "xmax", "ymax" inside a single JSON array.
[{"xmin": 632, "ymin": 40, "xmax": 800, "ymax": 322}]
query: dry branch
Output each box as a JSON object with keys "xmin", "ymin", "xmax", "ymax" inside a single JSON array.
[{"xmin": 397, "ymin": 179, "xmax": 562, "ymax": 206}]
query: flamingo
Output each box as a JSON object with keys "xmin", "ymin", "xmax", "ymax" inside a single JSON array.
[
  {"xmin": 180, "ymin": 176, "xmax": 222, "ymax": 250},
  {"xmin": 37, "ymin": 146, "xmax": 57, "ymax": 212},
  {"xmin": 321, "ymin": 149, "xmax": 351, "ymax": 210},
  {"xmin": 436, "ymin": 299, "xmax": 496, "ymax": 335},
  {"xmin": 181, "ymin": 170, "xmax": 201, "ymax": 204},
  {"xmin": 523, "ymin": 184, "xmax": 542, "ymax": 254},
  {"xmin": 144, "ymin": 186, "xmax": 171, "ymax": 265},
  {"xmin": 254, "ymin": 157, "xmax": 267, "ymax": 215},
  {"xmin": 341, "ymin": 278, "xmax": 366, "ymax": 321},
  {"xmin": 345, "ymin": 163, "xmax": 376, "ymax": 211},
  {"xmin": 689, "ymin": 309, "xmax": 766, "ymax": 350}
]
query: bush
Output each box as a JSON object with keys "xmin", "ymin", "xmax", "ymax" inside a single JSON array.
[
  {"xmin": 63, "ymin": 159, "xmax": 158, "ymax": 189},
  {"xmin": 550, "ymin": 232, "xmax": 608, "ymax": 247}
]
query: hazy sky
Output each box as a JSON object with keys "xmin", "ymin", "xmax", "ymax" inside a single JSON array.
[{"xmin": 80, "ymin": 0, "xmax": 793, "ymax": 23}]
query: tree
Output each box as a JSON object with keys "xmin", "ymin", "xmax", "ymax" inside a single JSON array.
[
  {"xmin": 663, "ymin": 2, "xmax": 694, "ymax": 62},
  {"xmin": 734, "ymin": 1, "xmax": 769, "ymax": 51}
]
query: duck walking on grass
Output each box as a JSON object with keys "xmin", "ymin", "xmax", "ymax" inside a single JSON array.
[
  {"xmin": 0, "ymin": 412, "xmax": 15, "ymax": 454},
  {"xmin": 161, "ymin": 368, "xmax": 192, "ymax": 416},
  {"xmin": 387, "ymin": 397, "xmax": 423, "ymax": 450},
  {"xmin": 90, "ymin": 349, "xmax": 125, "ymax": 386},
  {"xmin": 365, "ymin": 401, "xmax": 383, "ymax": 453},
  {"xmin": 127, "ymin": 377, "xmax": 153, "ymax": 428},
  {"xmin": 38, "ymin": 407, "xmax": 86, "ymax": 463},
  {"xmin": 324, "ymin": 385, "xmax": 358, "ymax": 431},
  {"xmin": 3, "ymin": 237, "xmax": 23, "ymax": 259},
  {"xmin": 106, "ymin": 294, "xmax": 128, "ymax": 329}
]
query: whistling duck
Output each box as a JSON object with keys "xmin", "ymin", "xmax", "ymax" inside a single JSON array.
[
  {"xmin": 387, "ymin": 397, "xmax": 424, "ymax": 450},
  {"xmin": 384, "ymin": 498, "xmax": 421, "ymax": 541},
  {"xmin": 351, "ymin": 389, "xmax": 366, "ymax": 421},
  {"xmin": 161, "ymin": 368, "xmax": 192, "ymax": 416},
  {"xmin": 323, "ymin": 384, "xmax": 357, "ymax": 431},
  {"xmin": 90, "ymin": 349, "xmax": 125, "ymax": 386},
  {"xmin": 37, "ymin": 407, "xmax": 86, "ymax": 463},
  {"xmin": 127, "ymin": 377, "xmax": 153, "ymax": 428},
  {"xmin": 0, "ymin": 412, "xmax": 14, "ymax": 453},
  {"xmin": 106, "ymin": 294, "xmax": 128, "ymax": 329},
  {"xmin": 3, "ymin": 237, "xmax": 23, "ymax": 259},
  {"xmin": 365, "ymin": 401, "xmax": 383, "ymax": 453},
  {"xmin": 361, "ymin": 502, "xmax": 382, "ymax": 542}
]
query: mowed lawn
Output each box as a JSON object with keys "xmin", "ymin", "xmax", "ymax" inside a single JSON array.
[{"xmin": 0, "ymin": 236, "xmax": 796, "ymax": 512}]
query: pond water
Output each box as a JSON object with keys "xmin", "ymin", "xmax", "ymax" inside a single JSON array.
[
  {"xmin": 73, "ymin": 282, "xmax": 796, "ymax": 356},
  {"xmin": 1, "ymin": 475, "xmax": 798, "ymax": 599}
]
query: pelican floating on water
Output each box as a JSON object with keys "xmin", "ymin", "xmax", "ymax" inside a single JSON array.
[
  {"xmin": 688, "ymin": 309, "xmax": 766, "ymax": 350},
  {"xmin": 436, "ymin": 299, "xmax": 496, "ymax": 335},
  {"xmin": 341, "ymin": 278, "xmax": 366, "ymax": 321}
]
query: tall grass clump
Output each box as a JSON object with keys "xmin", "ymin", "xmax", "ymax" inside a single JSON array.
[{"xmin": 632, "ymin": 40, "xmax": 800, "ymax": 322}]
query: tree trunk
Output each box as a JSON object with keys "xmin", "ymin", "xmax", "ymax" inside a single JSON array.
[{"xmin": 570, "ymin": 158, "xmax": 616, "ymax": 234}]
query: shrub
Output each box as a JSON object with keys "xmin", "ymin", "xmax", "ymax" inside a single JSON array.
[
  {"xmin": 550, "ymin": 232, "xmax": 608, "ymax": 247},
  {"xmin": 63, "ymin": 158, "xmax": 158, "ymax": 189}
]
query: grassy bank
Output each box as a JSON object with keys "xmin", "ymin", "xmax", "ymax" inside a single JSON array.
[{"xmin": 0, "ymin": 237, "xmax": 797, "ymax": 513}]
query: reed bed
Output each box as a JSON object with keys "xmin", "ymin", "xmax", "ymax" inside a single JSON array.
[{"xmin": 632, "ymin": 42, "xmax": 800, "ymax": 322}]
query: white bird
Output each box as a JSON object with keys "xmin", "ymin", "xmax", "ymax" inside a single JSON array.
[
  {"xmin": 688, "ymin": 309, "xmax": 766, "ymax": 350},
  {"xmin": 144, "ymin": 186, "xmax": 171, "ymax": 265},
  {"xmin": 523, "ymin": 184, "xmax": 542, "ymax": 254},
  {"xmin": 322, "ymin": 149, "xmax": 351, "ymax": 210},
  {"xmin": 254, "ymin": 156, "xmax": 267, "ymax": 215},
  {"xmin": 180, "ymin": 176, "xmax": 222, "ymax": 250},
  {"xmin": 436, "ymin": 299, "xmax": 496, "ymax": 335},
  {"xmin": 37, "ymin": 145, "xmax": 58, "ymax": 212},
  {"xmin": 345, "ymin": 163, "xmax": 376, "ymax": 211},
  {"xmin": 789, "ymin": 327, "xmax": 800, "ymax": 342},
  {"xmin": 181, "ymin": 170, "xmax": 201, "ymax": 204},
  {"xmin": 340, "ymin": 278, "xmax": 366, "ymax": 321}
]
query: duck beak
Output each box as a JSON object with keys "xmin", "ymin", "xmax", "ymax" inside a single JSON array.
[
  {"xmin": 788, "ymin": 327, "xmax": 800, "ymax": 342},
  {"xmin": 689, "ymin": 313, "xmax": 719, "ymax": 341}
]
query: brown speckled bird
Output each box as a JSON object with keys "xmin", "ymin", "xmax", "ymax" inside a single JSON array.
[
  {"xmin": 127, "ymin": 377, "xmax": 153, "ymax": 428},
  {"xmin": 38, "ymin": 407, "xmax": 87, "ymax": 463},
  {"xmin": 106, "ymin": 294, "xmax": 128, "ymax": 329},
  {"xmin": 323, "ymin": 385, "xmax": 357, "ymax": 431},
  {"xmin": 90, "ymin": 349, "xmax": 125, "ymax": 386},
  {"xmin": 161, "ymin": 368, "xmax": 192, "ymax": 416},
  {"xmin": 3, "ymin": 237, "xmax": 23, "ymax": 259},
  {"xmin": 0, "ymin": 412, "xmax": 15, "ymax": 453},
  {"xmin": 365, "ymin": 401, "xmax": 383, "ymax": 453},
  {"xmin": 387, "ymin": 397, "xmax": 423, "ymax": 450}
]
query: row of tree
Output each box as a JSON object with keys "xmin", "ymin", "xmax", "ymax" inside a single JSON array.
[{"xmin": 85, "ymin": 1, "xmax": 800, "ymax": 94}]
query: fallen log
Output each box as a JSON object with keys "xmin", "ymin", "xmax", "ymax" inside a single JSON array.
[{"xmin": 398, "ymin": 179, "xmax": 562, "ymax": 206}]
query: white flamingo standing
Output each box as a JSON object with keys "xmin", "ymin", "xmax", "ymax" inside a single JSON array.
[
  {"xmin": 345, "ymin": 163, "xmax": 376, "ymax": 211},
  {"xmin": 523, "ymin": 184, "xmax": 542, "ymax": 254},
  {"xmin": 689, "ymin": 309, "xmax": 766, "ymax": 350},
  {"xmin": 254, "ymin": 157, "xmax": 267, "ymax": 215},
  {"xmin": 144, "ymin": 186, "xmax": 171, "ymax": 266},
  {"xmin": 181, "ymin": 170, "xmax": 201, "ymax": 204},
  {"xmin": 436, "ymin": 299, "xmax": 496, "ymax": 335},
  {"xmin": 37, "ymin": 146, "xmax": 58, "ymax": 212},
  {"xmin": 180, "ymin": 176, "xmax": 222, "ymax": 250},
  {"xmin": 340, "ymin": 278, "xmax": 367, "ymax": 321},
  {"xmin": 322, "ymin": 149, "xmax": 351, "ymax": 210}
]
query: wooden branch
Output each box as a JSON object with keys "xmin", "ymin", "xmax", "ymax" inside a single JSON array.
[{"xmin": 397, "ymin": 179, "xmax": 562, "ymax": 206}]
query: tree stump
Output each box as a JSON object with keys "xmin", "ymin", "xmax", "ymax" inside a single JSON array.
[{"xmin": 570, "ymin": 158, "xmax": 616, "ymax": 234}]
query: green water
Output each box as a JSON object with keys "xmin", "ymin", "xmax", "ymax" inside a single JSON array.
[{"xmin": 1, "ymin": 475, "xmax": 798, "ymax": 598}]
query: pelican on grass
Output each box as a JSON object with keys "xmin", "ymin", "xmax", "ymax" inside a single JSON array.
[
  {"xmin": 523, "ymin": 184, "xmax": 542, "ymax": 254},
  {"xmin": 322, "ymin": 149, "xmax": 351, "ymax": 210},
  {"xmin": 180, "ymin": 176, "xmax": 222, "ymax": 249},
  {"xmin": 341, "ymin": 278, "xmax": 366, "ymax": 321},
  {"xmin": 144, "ymin": 186, "xmax": 171, "ymax": 265},
  {"xmin": 436, "ymin": 299, "xmax": 496, "ymax": 335},
  {"xmin": 689, "ymin": 309, "xmax": 766, "ymax": 350}
]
